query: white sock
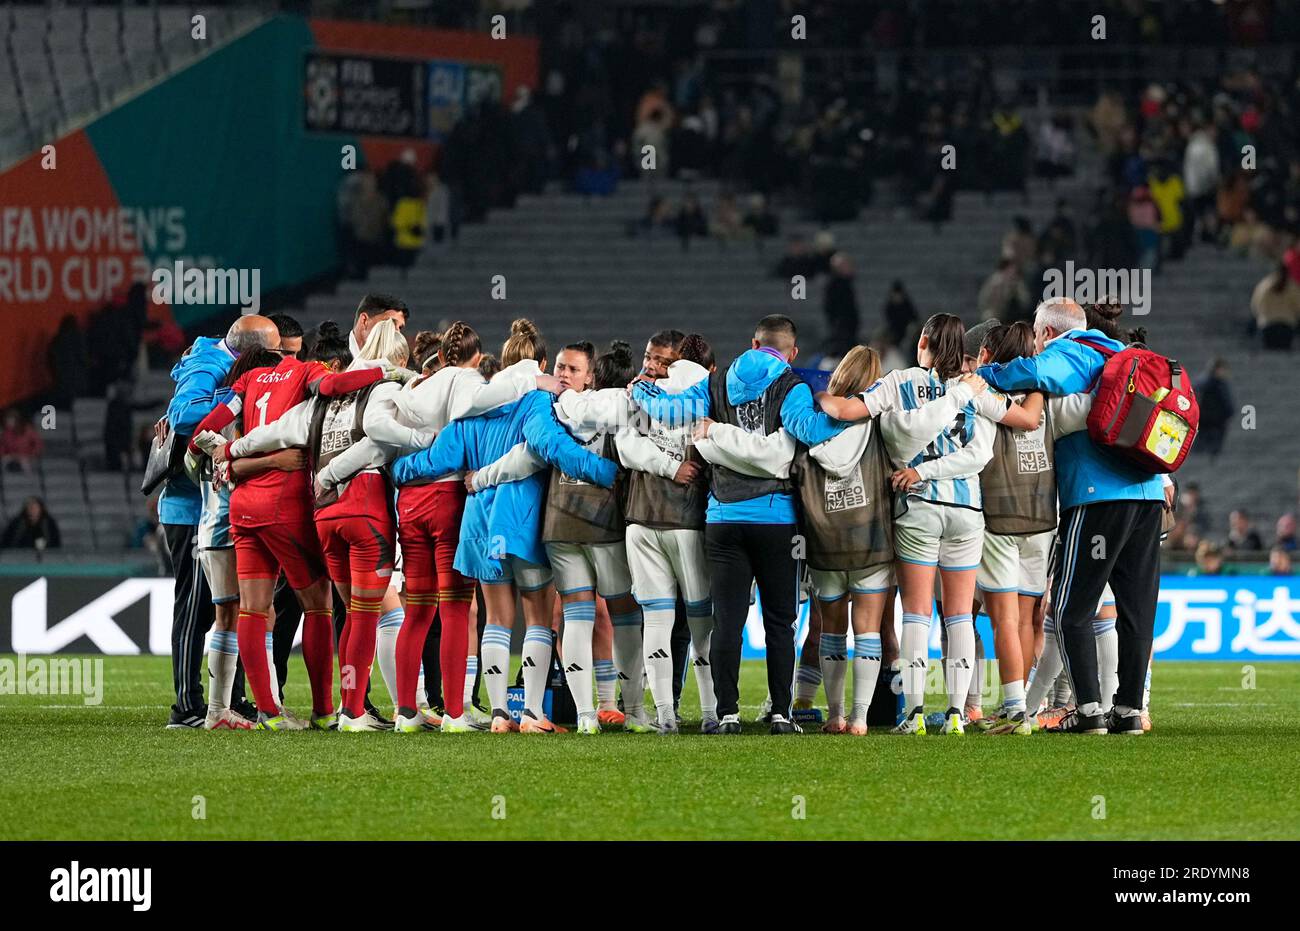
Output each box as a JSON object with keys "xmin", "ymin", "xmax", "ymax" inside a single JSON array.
[
  {"xmin": 207, "ymin": 629, "xmax": 238, "ymax": 716},
  {"xmin": 594, "ymin": 658, "xmax": 617, "ymax": 707},
  {"xmin": 610, "ymin": 608, "xmax": 645, "ymax": 715},
  {"xmin": 900, "ymin": 612, "xmax": 931, "ymax": 712},
  {"xmin": 377, "ymin": 607, "xmax": 403, "ymax": 709},
  {"xmin": 1143, "ymin": 661, "xmax": 1152, "ymax": 712},
  {"xmin": 561, "ymin": 601, "xmax": 596, "ymax": 716},
  {"xmin": 264, "ymin": 632, "xmax": 280, "ymax": 707},
  {"xmin": 640, "ymin": 601, "xmax": 676, "ymax": 713},
  {"xmin": 1002, "ymin": 678, "xmax": 1026, "ymax": 714},
  {"xmin": 1026, "ymin": 617, "xmax": 1064, "ymax": 715},
  {"xmin": 851, "ymin": 632, "xmax": 881, "ymax": 722},
  {"xmin": 942, "ymin": 614, "xmax": 974, "ymax": 713},
  {"xmin": 685, "ymin": 601, "xmax": 716, "ymax": 720},
  {"xmin": 480, "ymin": 623, "xmax": 512, "ymax": 714},
  {"xmin": 818, "ymin": 630, "xmax": 849, "ymax": 718},
  {"xmin": 416, "ymin": 662, "xmax": 426, "ymax": 708},
  {"xmin": 966, "ymin": 645, "xmax": 984, "ymax": 710},
  {"xmin": 464, "ymin": 655, "xmax": 478, "ymax": 708},
  {"xmin": 1051, "ymin": 668, "xmax": 1073, "ymax": 708},
  {"xmin": 521, "ymin": 626, "xmax": 553, "ymax": 718},
  {"xmin": 1093, "ymin": 617, "xmax": 1119, "ymax": 713},
  {"xmin": 795, "ymin": 662, "xmax": 822, "ymax": 704}
]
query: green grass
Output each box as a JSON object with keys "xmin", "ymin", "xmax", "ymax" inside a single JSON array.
[{"xmin": 1, "ymin": 655, "xmax": 1297, "ymax": 840}]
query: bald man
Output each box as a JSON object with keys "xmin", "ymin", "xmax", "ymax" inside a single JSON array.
[{"xmin": 160, "ymin": 313, "xmax": 279, "ymax": 728}]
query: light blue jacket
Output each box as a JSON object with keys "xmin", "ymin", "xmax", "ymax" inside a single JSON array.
[
  {"xmin": 160, "ymin": 337, "xmax": 236, "ymax": 525},
  {"xmin": 391, "ymin": 390, "xmax": 617, "ymax": 581},
  {"xmin": 632, "ymin": 348, "xmax": 845, "ymax": 524},
  {"xmin": 976, "ymin": 328, "xmax": 1165, "ymax": 511}
]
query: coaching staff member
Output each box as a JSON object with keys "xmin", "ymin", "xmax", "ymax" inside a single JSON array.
[
  {"xmin": 977, "ymin": 297, "xmax": 1164, "ymax": 735},
  {"xmin": 158, "ymin": 314, "xmax": 280, "ymax": 727}
]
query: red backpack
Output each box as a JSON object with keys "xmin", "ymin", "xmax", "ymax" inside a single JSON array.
[{"xmin": 1075, "ymin": 338, "xmax": 1199, "ymax": 474}]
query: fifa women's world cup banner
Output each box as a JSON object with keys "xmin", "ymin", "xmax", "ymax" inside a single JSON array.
[{"xmin": 0, "ymin": 575, "xmax": 1297, "ymax": 660}]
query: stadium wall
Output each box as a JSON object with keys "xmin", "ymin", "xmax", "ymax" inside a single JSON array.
[
  {"xmin": 2, "ymin": 574, "xmax": 1297, "ymax": 662},
  {"xmin": 0, "ymin": 15, "xmax": 538, "ymax": 410}
]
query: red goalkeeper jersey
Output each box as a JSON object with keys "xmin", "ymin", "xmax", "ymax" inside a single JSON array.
[{"xmin": 227, "ymin": 358, "xmax": 323, "ymax": 527}]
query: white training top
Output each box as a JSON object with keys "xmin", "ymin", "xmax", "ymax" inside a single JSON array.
[{"xmin": 861, "ymin": 367, "xmax": 1011, "ymax": 510}]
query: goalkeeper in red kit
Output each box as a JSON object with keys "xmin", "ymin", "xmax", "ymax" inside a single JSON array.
[{"xmin": 193, "ymin": 321, "xmax": 395, "ymax": 729}]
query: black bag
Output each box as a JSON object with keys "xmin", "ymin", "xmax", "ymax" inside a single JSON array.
[{"xmin": 140, "ymin": 426, "xmax": 189, "ymax": 496}]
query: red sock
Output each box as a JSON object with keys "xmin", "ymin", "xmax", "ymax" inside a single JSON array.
[
  {"xmin": 396, "ymin": 589, "xmax": 437, "ymax": 711},
  {"xmin": 344, "ymin": 595, "xmax": 383, "ymax": 717},
  {"xmin": 338, "ymin": 613, "xmax": 353, "ymax": 713},
  {"xmin": 236, "ymin": 610, "xmax": 278, "ymax": 714},
  {"xmin": 302, "ymin": 609, "xmax": 335, "ymax": 716},
  {"xmin": 438, "ymin": 587, "xmax": 474, "ymax": 718}
]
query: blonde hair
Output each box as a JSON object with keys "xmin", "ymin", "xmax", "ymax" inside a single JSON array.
[
  {"xmin": 827, "ymin": 345, "xmax": 881, "ymax": 397},
  {"xmin": 501, "ymin": 318, "xmax": 546, "ymax": 367},
  {"xmin": 358, "ymin": 318, "xmax": 410, "ymax": 368}
]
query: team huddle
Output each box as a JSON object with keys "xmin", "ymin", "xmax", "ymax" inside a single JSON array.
[{"xmin": 172, "ymin": 291, "xmax": 1174, "ymax": 737}]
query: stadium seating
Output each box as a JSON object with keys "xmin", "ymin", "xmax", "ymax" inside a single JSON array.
[{"xmin": 0, "ymin": 2, "xmax": 267, "ymax": 169}]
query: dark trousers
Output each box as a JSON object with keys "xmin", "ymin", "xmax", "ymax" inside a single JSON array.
[
  {"xmin": 271, "ymin": 574, "xmax": 302, "ymax": 701},
  {"xmin": 163, "ymin": 522, "xmax": 214, "ymax": 714},
  {"xmin": 422, "ymin": 608, "xmax": 442, "ymax": 709},
  {"xmin": 671, "ymin": 599, "xmax": 690, "ymax": 706},
  {"xmin": 1050, "ymin": 500, "xmax": 1162, "ymax": 710},
  {"xmin": 706, "ymin": 522, "xmax": 801, "ymax": 719}
]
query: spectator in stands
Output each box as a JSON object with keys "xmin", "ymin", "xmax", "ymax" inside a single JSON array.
[
  {"xmin": 1250, "ymin": 263, "xmax": 1300, "ymax": 350},
  {"xmin": 1270, "ymin": 545, "xmax": 1293, "ymax": 576},
  {"xmin": 1227, "ymin": 508, "xmax": 1263, "ymax": 552},
  {"xmin": 1088, "ymin": 88, "xmax": 1129, "ymax": 158},
  {"xmin": 1189, "ymin": 539, "xmax": 1226, "ymax": 577},
  {"xmin": 674, "ymin": 192, "xmax": 708, "ymax": 250},
  {"xmin": 977, "ymin": 258, "xmax": 1030, "ymax": 321},
  {"xmin": 741, "ymin": 193, "xmax": 778, "ymax": 238},
  {"xmin": 1001, "ymin": 215, "xmax": 1036, "ymax": 269},
  {"xmin": 47, "ymin": 314, "xmax": 88, "ymax": 411},
  {"xmin": 1167, "ymin": 482, "xmax": 1209, "ymax": 552},
  {"xmin": 511, "ymin": 86, "xmax": 553, "ymax": 195},
  {"xmin": 1275, "ymin": 513, "xmax": 1297, "ymax": 551},
  {"xmin": 104, "ymin": 380, "xmax": 142, "ymax": 472},
  {"xmin": 710, "ymin": 189, "xmax": 745, "ymax": 241},
  {"xmin": 1, "ymin": 497, "xmax": 60, "ymax": 551},
  {"xmin": 882, "ymin": 279, "xmax": 918, "ymax": 348},
  {"xmin": 1034, "ymin": 113, "xmax": 1075, "ymax": 180},
  {"xmin": 342, "ymin": 170, "xmax": 389, "ymax": 278},
  {"xmin": 1183, "ymin": 120, "xmax": 1220, "ymax": 243},
  {"xmin": 1040, "ymin": 198, "xmax": 1078, "ymax": 264},
  {"xmin": 389, "ymin": 176, "xmax": 427, "ymax": 277},
  {"xmin": 1193, "ymin": 358, "xmax": 1234, "ymax": 458},
  {"xmin": 130, "ymin": 496, "xmax": 166, "ymax": 574},
  {"xmin": 1128, "ymin": 186, "xmax": 1161, "ymax": 270},
  {"xmin": 425, "ymin": 170, "xmax": 451, "ymax": 248},
  {"xmin": 0, "ymin": 408, "xmax": 43, "ymax": 473},
  {"xmin": 821, "ymin": 252, "xmax": 859, "ymax": 357},
  {"xmin": 1149, "ymin": 161, "xmax": 1187, "ymax": 261}
]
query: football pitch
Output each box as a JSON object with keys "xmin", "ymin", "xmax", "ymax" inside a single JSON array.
[{"xmin": 2, "ymin": 656, "xmax": 1297, "ymax": 841}]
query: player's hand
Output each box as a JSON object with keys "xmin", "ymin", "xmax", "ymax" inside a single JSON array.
[
  {"xmin": 384, "ymin": 365, "xmax": 416, "ymax": 384},
  {"xmin": 1163, "ymin": 481, "xmax": 1176, "ymax": 512},
  {"xmin": 154, "ymin": 417, "xmax": 169, "ymax": 442},
  {"xmin": 213, "ymin": 459, "xmax": 231, "ymax": 487},
  {"xmin": 313, "ymin": 475, "xmax": 333, "ymax": 503},
  {"xmin": 672, "ymin": 460, "xmax": 701, "ymax": 486},
  {"xmin": 536, "ymin": 373, "xmax": 562, "ymax": 394},
  {"xmin": 959, "ymin": 373, "xmax": 988, "ymax": 395},
  {"xmin": 692, "ymin": 417, "xmax": 716, "ymax": 441},
  {"xmin": 464, "ymin": 470, "xmax": 478, "ymax": 494},
  {"xmin": 890, "ymin": 467, "xmax": 922, "ymax": 491},
  {"xmin": 210, "ymin": 443, "xmax": 229, "ymax": 465}
]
